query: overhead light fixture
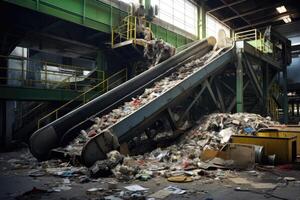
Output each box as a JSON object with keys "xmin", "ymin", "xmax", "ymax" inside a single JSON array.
[
  {"xmin": 276, "ymin": 6, "xmax": 287, "ymax": 13},
  {"xmin": 282, "ymin": 15, "xmax": 292, "ymax": 23}
]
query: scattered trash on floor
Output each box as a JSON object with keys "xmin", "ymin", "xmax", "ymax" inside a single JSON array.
[
  {"xmin": 250, "ymin": 182, "xmax": 276, "ymax": 189},
  {"xmin": 283, "ymin": 177, "xmax": 296, "ymax": 182},
  {"xmin": 124, "ymin": 184, "xmax": 149, "ymax": 192},
  {"xmin": 164, "ymin": 186, "xmax": 186, "ymax": 194},
  {"xmin": 148, "ymin": 189, "xmax": 172, "ymax": 199},
  {"xmin": 228, "ymin": 177, "xmax": 252, "ymax": 185},
  {"xmin": 86, "ymin": 187, "xmax": 104, "ymax": 194}
]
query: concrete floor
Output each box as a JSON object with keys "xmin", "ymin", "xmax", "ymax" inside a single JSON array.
[{"xmin": 1, "ymin": 148, "xmax": 300, "ymax": 200}]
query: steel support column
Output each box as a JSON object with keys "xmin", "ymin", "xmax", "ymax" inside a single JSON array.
[
  {"xmin": 198, "ymin": 2, "xmax": 206, "ymax": 40},
  {"xmin": 144, "ymin": 0, "xmax": 151, "ymax": 19},
  {"xmin": 0, "ymin": 101, "xmax": 6, "ymax": 148},
  {"xmin": 282, "ymin": 66, "xmax": 288, "ymax": 123},
  {"xmin": 96, "ymin": 50, "xmax": 106, "ymax": 79},
  {"xmin": 263, "ymin": 64, "xmax": 269, "ymax": 115},
  {"xmin": 236, "ymin": 48, "xmax": 244, "ymax": 112},
  {"xmin": 228, "ymin": 81, "xmax": 249, "ymax": 113},
  {"xmin": 0, "ymin": 101, "xmax": 14, "ymax": 149}
]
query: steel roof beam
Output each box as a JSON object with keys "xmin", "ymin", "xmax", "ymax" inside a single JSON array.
[
  {"xmin": 235, "ymin": 10, "xmax": 299, "ymax": 31},
  {"xmin": 219, "ymin": 0, "xmax": 251, "ymax": 25},
  {"xmin": 207, "ymin": 0, "xmax": 246, "ymax": 13},
  {"xmin": 222, "ymin": 3, "xmax": 284, "ymax": 23}
]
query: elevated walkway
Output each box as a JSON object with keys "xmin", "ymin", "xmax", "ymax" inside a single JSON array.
[{"xmin": 0, "ymin": 55, "xmax": 105, "ymax": 101}]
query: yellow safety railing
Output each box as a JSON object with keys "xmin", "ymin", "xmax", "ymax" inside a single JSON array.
[
  {"xmin": 234, "ymin": 29, "xmax": 274, "ymax": 54},
  {"xmin": 111, "ymin": 15, "xmax": 152, "ymax": 47},
  {"xmin": 0, "ymin": 55, "xmax": 105, "ymax": 91},
  {"xmin": 37, "ymin": 68, "xmax": 128, "ymax": 129}
]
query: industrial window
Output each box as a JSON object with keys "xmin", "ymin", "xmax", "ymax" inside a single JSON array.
[
  {"xmin": 206, "ymin": 14, "xmax": 230, "ymax": 39},
  {"xmin": 151, "ymin": 0, "xmax": 198, "ymax": 36}
]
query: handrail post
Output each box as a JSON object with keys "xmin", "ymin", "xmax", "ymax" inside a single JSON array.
[
  {"xmin": 134, "ymin": 16, "xmax": 137, "ymax": 44},
  {"xmin": 127, "ymin": 16, "xmax": 130, "ymax": 40},
  {"xmin": 259, "ymin": 32, "xmax": 261, "ymax": 51},
  {"xmin": 45, "ymin": 63, "xmax": 48, "ymax": 88},
  {"xmin": 111, "ymin": 27, "xmax": 114, "ymax": 48},
  {"xmin": 255, "ymin": 29, "xmax": 257, "ymax": 51},
  {"xmin": 21, "ymin": 58, "xmax": 25, "ymax": 86},
  {"xmin": 106, "ymin": 79, "xmax": 109, "ymax": 91},
  {"xmin": 129, "ymin": 16, "xmax": 131, "ymax": 40},
  {"xmin": 75, "ymin": 71, "xmax": 77, "ymax": 90}
]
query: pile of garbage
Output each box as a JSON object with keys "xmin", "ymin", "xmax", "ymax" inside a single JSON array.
[
  {"xmin": 144, "ymin": 38, "xmax": 176, "ymax": 66},
  {"xmin": 90, "ymin": 113, "xmax": 279, "ymax": 181},
  {"xmin": 63, "ymin": 48, "xmax": 219, "ymax": 156}
]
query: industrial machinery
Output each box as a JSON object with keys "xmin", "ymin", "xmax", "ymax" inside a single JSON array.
[
  {"xmin": 30, "ymin": 37, "xmax": 234, "ymax": 165},
  {"xmin": 30, "ymin": 29, "xmax": 290, "ymax": 167}
]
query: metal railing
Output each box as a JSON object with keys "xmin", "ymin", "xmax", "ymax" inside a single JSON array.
[
  {"xmin": 111, "ymin": 15, "xmax": 152, "ymax": 47},
  {"xmin": 234, "ymin": 29, "xmax": 274, "ymax": 54},
  {"xmin": 0, "ymin": 55, "xmax": 105, "ymax": 91},
  {"xmin": 1, "ymin": 55, "xmax": 106, "ymax": 130},
  {"xmin": 37, "ymin": 68, "xmax": 128, "ymax": 129}
]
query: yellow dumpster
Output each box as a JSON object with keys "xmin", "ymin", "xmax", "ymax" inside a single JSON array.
[
  {"xmin": 231, "ymin": 134, "xmax": 297, "ymax": 164},
  {"xmin": 259, "ymin": 126, "xmax": 300, "ymax": 155}
]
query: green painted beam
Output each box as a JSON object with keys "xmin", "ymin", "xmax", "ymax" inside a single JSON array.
[
  {"xmin": 236, "ymin": 49, "xmax": 244, "ymax": 112},
  {"xmin": 198, "ymin": 1, "xmax": 206, "ymax": 40},
  {"xmin": 5, "ymin": 0, "xmax": 194, "ymax": 47},
  {"xmin": 5, "ymin": 0, "xmax": 120, "ymax": 33},
  {"xmin": 0, "ymin": 85, "xmax": 98, "ymax": 101},
  {"xmin": 151, "ymin": 24, "xmax": 193, "ymax": 47}
]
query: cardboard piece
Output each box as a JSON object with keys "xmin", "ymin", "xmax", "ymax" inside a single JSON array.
[
  {"xmin": 200, "ymin": 149, "xmax": 219, "ymax": 161},
  {"xmin": 200, "ymin": 143, "xmax": 256, "ymax": 170},
  {"xmin": 148, "ymin": 189, "xmax": 172, "ymax": 199},
  {"xmin": 250, "ymin": 182, "xmax": 276, "ymax": 189},
  {"xmin": 228, "ymin": 177, "xmax": 252, "ymax": 185},
  {"xmin": 223, "ymin": 143, "xmax": 256, "ymax": 169}
]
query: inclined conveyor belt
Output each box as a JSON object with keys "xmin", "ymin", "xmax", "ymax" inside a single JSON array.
[{"xmin": 30, "ymin": 37, "xmax": 235, "ymax": 166}]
